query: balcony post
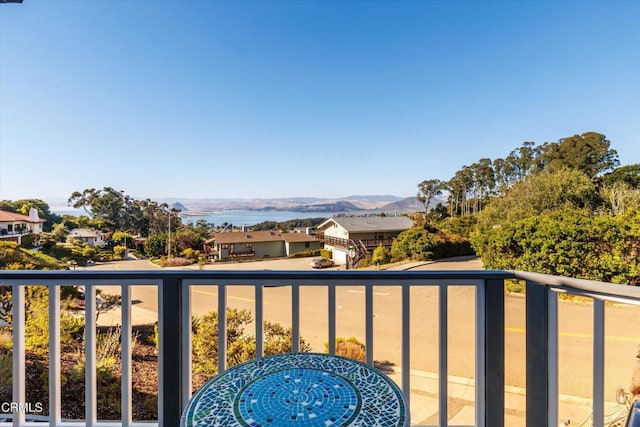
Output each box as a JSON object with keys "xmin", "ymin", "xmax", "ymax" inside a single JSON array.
[
  {"xmin": 484, "ymin": 279, "xmax": 505, "ymax": 427},
  {"xmin": 159, "ymin": 276, "xmax": 184, "ymax": 426},
  {"xmin": 526, "ymin": 281, "xmax": 549, "ymax": 426}
]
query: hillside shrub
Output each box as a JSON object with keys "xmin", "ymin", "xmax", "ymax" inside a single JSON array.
[
  {"xmin": 160, "ymin": 257, "xmax": 192, "ymax": 267},
  {"xmin": 371, "ymin": 246, "xmax": 391, "ymax": 265},
  {"xmin": 324, "ymin": 337, "xmax": 366, "ymax": 362},
  {"xmin": 471, "ymin": 208, "xmax": 640, "ymax": 285},
  {"xmin": 22, "ymin": 287, "xmax": 84, "ymax": 354},
  {"xmin": 0, "ymin": 241, "xmax": 63, "ymax": 270},
  {"xmin": 320, "ymin": 249, "xmax": 332, "ymax": 259},
  {"xmin": 390, "ymin": 228, "xmax": 474, "ymax": 262},
  {"xmin": 112, "ymin": 245, "xmax": 126, "ymax": 259},
  {"xmin": 289, "ymin": 249, "xmax": 322, "ymax": 258},
  {"xmin": 192, "ymin": 309, "xmax": 311, "ymax": 378},
  {"xmin": 181, "ymin": 248, "xmax": 201, "ymax": 262}
]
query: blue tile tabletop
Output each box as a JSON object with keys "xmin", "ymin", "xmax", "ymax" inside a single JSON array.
[{"xmin": 181, "ymin": 353, "xmax": 409, "ymax": 426}]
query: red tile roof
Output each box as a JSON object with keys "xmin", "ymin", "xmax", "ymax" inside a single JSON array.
[{"xmin": 0, "ymin": 210, "xmax": 34, "ymax": 223}]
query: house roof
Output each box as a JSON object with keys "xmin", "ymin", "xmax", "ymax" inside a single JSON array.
[
  {"xmin": 0, "ymin": 210, "xmax": 40, "ymax": 223},
  {"xmin": 281, "ymin": 232, "xmax": 318, "ymax": 243},
  {"xmin": 212, "ymin": 230, "xmax": 284, "ymax": 244},
  {"xmin": 317, "ymin": 216, "xmax": 414, "ymax": 233},
  {"xmin": 68, "ymin": 228, "xmax": 103, "ymax": 238}
]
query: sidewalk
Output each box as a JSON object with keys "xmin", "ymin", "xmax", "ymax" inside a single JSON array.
[{"xmin": 386, "ymin": 367, "xmax": 614, "ymax": 426}]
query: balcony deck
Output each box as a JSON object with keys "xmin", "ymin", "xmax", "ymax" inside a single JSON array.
[{"xmin": 1, "ymin": 269, "xmax": 639, "ymax": 426}]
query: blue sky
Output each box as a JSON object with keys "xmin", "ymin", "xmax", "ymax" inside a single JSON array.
[{"xmin": 1, "ymin": 0, "xmax": 638, "ymax": 203}]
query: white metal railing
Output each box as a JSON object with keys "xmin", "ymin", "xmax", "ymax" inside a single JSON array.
[{"xmin": 1, "ymin": 270, "xmax": 639, "ymax": 426}]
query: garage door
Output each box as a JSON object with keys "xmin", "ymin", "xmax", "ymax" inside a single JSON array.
[{"xmin": 333, "ymin": 248, "xmax": 347, "ymax": 264}]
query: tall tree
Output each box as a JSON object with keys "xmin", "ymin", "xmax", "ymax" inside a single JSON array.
[
  {"xmin": 67, "ymin": 188, "xmax": 98, "ymax": 216},
  {"xmin": 539, "ymin": 132, "xmax": 619, "ymax": 179},
  {"xmin": 604, "ymin": 164, "xmax": 640, "ymax": 188},
  {"xmin": 417, "ymin": 179, "xmax": 443, "ymax": 214}
]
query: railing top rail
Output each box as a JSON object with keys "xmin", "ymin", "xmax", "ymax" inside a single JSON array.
[
  {"xmin": 0, "ymin": 269, "xmax": 515, "ymax": 282},
  {"xmin": 512, "ymin": 270, "xmax": 640, "ymax": 301}
]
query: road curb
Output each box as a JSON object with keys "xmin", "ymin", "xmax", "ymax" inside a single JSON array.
[{"xmin": 391, "ymin": 366, "xmax": 600, "ymax": 407}]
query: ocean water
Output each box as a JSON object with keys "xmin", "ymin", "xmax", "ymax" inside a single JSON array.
[
  {"xmin": 54, "ymin": 209, "xmax": 340, "ymax": 227},
  {"xmin": 180, "ymin": 210, "xmax": 338, "ymax": 227}
]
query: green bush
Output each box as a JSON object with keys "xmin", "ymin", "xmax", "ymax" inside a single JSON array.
[
  {"xmin": 391, "ymin": 227, "xmax": 474, "ymax": 262},
  {"xmin": 112, "ymin": 245, "xmax": 126, "ymax": 259},
  {"xmin": 289, "ymin": 249, "xmax": 322, "ymax": 258},
  {"xmin": 192, "ymin": 309, "xmax": 311, "ymax": 378},
  {"xmin": 181, "ymin": 248, "xmax": 201, "ymax": 262},
  {"xmin": 320, "ymin": 249, "xmax": 332, "ymax": 259},
  {"xmin": 0, "ymin": 351, "xmax": 11, "ymax": 393},
  {"xmin": 471, "ymin": 208, "xmax": 640, "ymax": 285},
  {"xmin": 371, "ymin": 246, "xmax": 391, "ymax": 265},
  {"xmin": 324, "ymin": 337, "xmax": 366, "ymax": 362},
  {"xmin": 22, "ymin": 287, "xmax": 84, "ymax": 355}
]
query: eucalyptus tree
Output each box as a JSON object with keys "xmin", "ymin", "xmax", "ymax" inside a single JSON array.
[
  {"xmin": 417, "ymin": 179, "xmax": 444, "ymax": 214},
  {"xmin": 538, "ymin": 132, "xmax": 619, "ymax": 179}
]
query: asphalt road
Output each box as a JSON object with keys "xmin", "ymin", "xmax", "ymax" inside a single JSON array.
[{"xmin": 85, "ymin": 256, "xmax": 640, "ymax": 404}]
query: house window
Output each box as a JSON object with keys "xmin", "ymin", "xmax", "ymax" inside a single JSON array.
[
  {"xmin": 7, "ymin": 225, "xmax": 12, "ymax": 232},
  {"xmin": 246, "ymin": 243, "xmax": 253, "ymax": 249},
  {"xmin": 221, "ymin": 244, "xmax": 229, "ymax": 249},
  {"xmin": 305, "ymin": 242, "xmax": 310, "ymax": 248}
]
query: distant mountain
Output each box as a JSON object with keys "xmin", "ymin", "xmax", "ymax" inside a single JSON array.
[
  {"xmin": 294, "ymin": 200, "xmax": 361, "ymax": 212},
  {"xmin": 341, "ymin": 195, "xmax": 403, "ymax": 203},
  {"xmin": 254, "ymin": 200, "xmax": 361, "ymax": 213},
  {"xmin": 379, "ymin": 196, "xmax": 445, "ymax": 213},
  {"xmin": 379, "ymin": 197, "xmax": 424, "ymax": 213},
  {"xmin": 170, "ymin": 202, "xmax": 188, "ymax": 212},
  {"xmin": 161, "ymin": 195, "xmax": 407, "ymax": 212}
]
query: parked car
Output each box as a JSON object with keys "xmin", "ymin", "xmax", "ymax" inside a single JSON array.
[{"xmin": 310, "ymin": 257, "xmax": 334, "ymax": 269}]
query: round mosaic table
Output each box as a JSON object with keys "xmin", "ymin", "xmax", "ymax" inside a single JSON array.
[{"xmin": 181, "ymin": 353, "xmax": 409, "ymax": 427}]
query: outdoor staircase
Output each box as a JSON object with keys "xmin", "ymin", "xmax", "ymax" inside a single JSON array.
[{"xmin": 348, "ymin": 239, "xmax": 369, "ymax": 268}]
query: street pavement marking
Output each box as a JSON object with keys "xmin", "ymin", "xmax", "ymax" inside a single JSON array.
[
  {"xmin": 192, "ymin": 289, "xmax": 267, "ymax": 304},
  {"xmin": 506, "ymin": 327, "xmax": 640, "ymax": 343}
]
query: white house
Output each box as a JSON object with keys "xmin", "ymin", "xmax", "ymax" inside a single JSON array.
[
  {"xmin": 0, "ymin": 208, "xmax": 46, "ymax": 246},
  {"xmin": 67, "ymin": 228, "xmax": 106, "ymax": 247},
  {"xmin": 315, "ymin": 216, "xmax": 414, "ymax": 265}
]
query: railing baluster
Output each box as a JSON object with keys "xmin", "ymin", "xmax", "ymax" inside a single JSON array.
[
  {"xmin": 85, "ymin": 285, "xmax": 97, "ymax": 427},
  {"xmin": 439, "ymin": 284, "xmax": 448, "ymax": 426},
  {"xmin": 526, "ymin": 280, "xmax": 549, "ymax": 427},
  {"xmin": 292, "ymin": 285, "xmax": 300, "ymax": 353},
  {"xmin": 12, "ymin": 284, "xmax": 25, "ymax": 427},
  {"xmin": 593, "ymin": 298, "xmax": 605, "ymax": 427},
  {"xmin": 181, "ymin": 283, "xmax": 192, "ymax": 405},
  {"xmin": 328, "ymin": 284, "xmax": 336, "ymax": 355},
  {"xmin": 548, "ymin": 290, "xmax": 559, "ymax": 427},
  {"xmin": 48, "ymin": 284, "xmax": 61, "ymax": 427},
  {"xmin": 401, "ymin": 284, "xmax": 410, "ymax": 412},
  {"xmin": 365, "ymin": 284, "xmax": 374, "ymax": 366},
  {"xmin": 484, "ymin": 279, "xmax": 504, "ymax": 427},
  {"xmin": 159, "ymin": 277, "xmax": 183, "ymax": 427},
  {"xmin": 218, "ymin": 284, "xmax": 227, "ymax": 374},
  {"xmin": 255, "ymin": 284, "xmax": 263, "ymax": 358},
  {"xmin": 475, "ymin": 282, "xmax": 485, "ymax": 427},
  {"xmin": 121, "ymin": 284, "xmax": 132, "ymax": 426}
]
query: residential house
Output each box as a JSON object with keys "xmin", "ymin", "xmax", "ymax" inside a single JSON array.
[
  {"xmin": 0, "ymin": 208, "xmax": 45, "ymax": 246},
  {"xmin": 315, "ymin": 216, "xmax": 414, "ymax": 265},
  {"xmin": 67, "ymin": 228, "xmax": 106, "ymax": 247},
  {"xmin": 281, "ymin": 232, "xmax": 323, "ymax": 256},
  {"xmin": 204, "ymin": 230, "xmax": 321, "ymax": 261}
]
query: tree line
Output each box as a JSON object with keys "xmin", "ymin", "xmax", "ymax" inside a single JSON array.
[{"xmin": 414, "ymin": 131, "xmax": 640, "ymax": 285}]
